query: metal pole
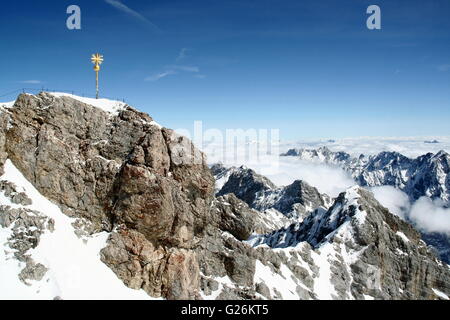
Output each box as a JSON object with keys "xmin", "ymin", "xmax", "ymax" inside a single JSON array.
[
  {"xmin": 96, "ymin": 70, "xmax": 99, "ymax": 99},
  {"xmin": 91, "ymin": 53, "xmax": 103, "ymax": 99}
]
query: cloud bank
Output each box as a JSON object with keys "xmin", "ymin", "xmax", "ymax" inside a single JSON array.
[
  {"xmin": 370, "ymin": 188, "xmax": 450, "ymax": 234},
  {"xmin": 281, "ymin": 136, "xmax": 450, "ymax": 158},
  {"xmin": 201, "ymin": 135, "xmax": 450, "ymax": 233},
  {"xmin": 409, "ymin": 197, "xmax": 450, "ymax": 234},
  {"xmin": 371, "ymin": 186, "xmax": 411, "ymax": 219}
]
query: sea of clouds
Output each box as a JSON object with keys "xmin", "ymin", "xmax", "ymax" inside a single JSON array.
[
  {"xmin": 200, "ymin": 136, "xmax": 450, "ymax": 235},
  {"xmin": 280, "ymin": 136, "xmax": 450, "ymax": 158}
]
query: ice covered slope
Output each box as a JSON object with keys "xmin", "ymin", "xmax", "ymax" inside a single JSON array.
[{"xmin": 0, "ymin": 159, "xmax": 152, "ymax": 299}]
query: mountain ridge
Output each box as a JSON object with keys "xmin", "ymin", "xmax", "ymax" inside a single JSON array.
[
  {"xmin": 0, "ymin": 92, "xmax": 449, "ymax": 300},
  {"xmin": 282, "ymin": 146, "xmax": 450, "ymax": 204}
]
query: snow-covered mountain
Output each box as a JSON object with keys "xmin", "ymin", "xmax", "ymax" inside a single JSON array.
[
  {"xmin": 282, "ymin": 146, "xmax": 450, "ymax": 204},
  {"xmin": 243, "ymin": 186, "xmax": 450, "ymax": 299},
  {"xmin": 202, "ymin": 186, "xmax": 450, "ymax": 299},
  {"xmin": 1, "ymin": 92, "xmax": 449, "ymax": 300},
  {"xmin": 212, "ymin": 164, "xmax": 332, "ymax": 220},
  {"xmin": 0, "ymin": 159, "xmax": 152, "ymax": 299}
]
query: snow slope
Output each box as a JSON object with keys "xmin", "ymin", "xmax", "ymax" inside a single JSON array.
[
  {"xmin": 0, "ymin": 160, "xmax": 153, "ymax": 300},
  {"xmin": 49, "ymin": 92, "xmax": 126, "ymax": 115}
]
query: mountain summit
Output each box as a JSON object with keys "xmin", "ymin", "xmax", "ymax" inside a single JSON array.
[{"xmin": 0, "ymin": 93, "xmax": 449, "ymax": 300}]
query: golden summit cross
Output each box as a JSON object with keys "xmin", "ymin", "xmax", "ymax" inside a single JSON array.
[{"xmin": 91, "ymin": 53, "xmax": 104, "ymax": 99}]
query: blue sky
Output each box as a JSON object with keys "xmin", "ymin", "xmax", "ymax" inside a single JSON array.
[{"xmin": 0, "ymin": 0, "xmax": 449, "ymax": 140}]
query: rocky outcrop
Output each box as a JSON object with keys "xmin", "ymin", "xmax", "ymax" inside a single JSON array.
[
  {"xmin": 1, "ymin": 92, "xmax": 449, "ymax": 301},
  {"xmin": 0, "ymin": 180, "xmax": 54, "ymax": 285},
  {"xmin": 249, "ymin": 187, "xmax": 450, "ymax": 299},
  {"xmin": 282, "ymin": 146, "xmax": 450, "ymax": 263},
  {"xmin": 216, "ymin": 165, "xmax": 276, "ymax": 205},
  {"xmin": 213, "ymin": 164, "xmax": 331, "ymax": 220},
  {"xmin": 0, "ymin": 92, "xmax": 214, "ymax": 299}
]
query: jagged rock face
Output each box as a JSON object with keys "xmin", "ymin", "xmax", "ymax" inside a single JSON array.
[
  {"xmin": 0, "ymin": 93, "xmax": 215, "ymax": 299},
  {"xmin": 211, "ymin": 194, "xmax": 256, "ymax": 241},
  {"xmin": 282, "ymin": 147, "xmax": 351, "ymax": 165},
  {"xmin": 282, "ymin": 146, "xmax": 450, "ymax": 204},
  {"xmin": 211, "ymin": 194, "xmax": 289, "ymax": 239},
  {"xmin": 421, "ymin": 232, "xmax": 450, "ymax": 264},
  {"xmin": 100, "ymin": 228, "xmax": 200, "ymax": 300},
  {"xmin": 216, "ymin": 165, "xmax": 276, "ymax": 205},
  {"xmin": 253, "ymin": 180, "xmax": 331, "ymax": 220},
  {"xmin": 213, "ymin": 164, "xmax": 330, "ymax": 220},
  {"xmin": 249, "ymin": 187, "xmax": 450, "ymax": 299},
  {"xmin": 196, "ymin": 221, "xmax": 319, "ymax": 300},
  {"xmin": 0, "ymin": 180, "xmax": 55, "ymax": 285},
  {"xmin": 2, "ymin": 93, "xmax": 450, "ymax": 301}
]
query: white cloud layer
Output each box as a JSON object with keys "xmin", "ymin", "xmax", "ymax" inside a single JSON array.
[
  {"xmin": 202, "ymin": 140, "xmax": 354, "ymax": 197},
  {"xmin": 370, "ymin": 186, "xmax": 411, "ymax": 219},
  {"xmin": 361, "ymin": 187, "xmax": 450, "ymax": 234},
  {"xmin": 199, "ymin": 135, "xmax": 450, "ymax": 233},
  {"xmin": 409, "ymin": 197, "xmax": 450, "ymax": 234},
  {"xmin": 260, "ymin": 158, "xmax": 354, "ymax": 197},
  {"xmin": 280, "ymin": 136, "xmax": 450, "ymax": 158}
]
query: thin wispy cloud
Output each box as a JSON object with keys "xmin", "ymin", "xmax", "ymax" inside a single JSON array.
[
  {"xmin": 104, "ymin": 0, "xmax": 160, "ymax": 31},
  {"xmin": 176, "ymin": 48, "xmax": 189, "ymax": 62},
  {"xmin": 437, "ymin": 64, "xmax": 450, "ymax": 72},
  {"xmin": 144, "ymin": 66, "xmax": 200, "ymax": 82},
  {"xmin": 168, "ymin": 65, "xmax": 199, "ymax": 73},
  {"xmin": 145, "ymin": 70, "xmax": 177, "ymax": 82},
  {"xmin": 19, "ymin": 80, "xmax": 43, "ymax": 84},
  {"xmin": 145, "ymin": 48, "xmax": 205, "ymax": 82}
]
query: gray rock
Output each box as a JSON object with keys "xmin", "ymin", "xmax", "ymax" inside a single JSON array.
[{"xmin": 1, "ymin": 92, "xmax": 449, "ymax": 301}]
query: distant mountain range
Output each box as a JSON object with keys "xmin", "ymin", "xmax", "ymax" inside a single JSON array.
[
  {"xmin": 282, "ymin": 146, "xmax": 450, "ymax": 204},
  {"xmin": 1, "ymin": 92, "xmax": 449, "ymax": 300},
  {"xmin": 211, "ymin": 147, "xmax": 450, "ymax": 264}
]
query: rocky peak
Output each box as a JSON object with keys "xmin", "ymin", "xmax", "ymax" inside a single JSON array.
[
  {"xmin": 0, "ymin": 92, "xmax": 215, "ymax": 299},
  {"xmin": 283, "ymin": 146, "xmax": 450, "ymax": 204},
  {"xmin": 248, "ymin": 186, "xmax": 450, "ymax": 299},
  {"xmin": 213, "ymin": 164, "xmax": 331, "ymax": 220},
  {"xmin": 281, "ymin": 146, "xmax": 351, "ymax": 165},
  {"xmin": 216, "ymin": 166, "xmax": 276, "ymax": 205},
  {"xmin": 1, "ymin": 92, "xmax": 449, "ymax": 301}
]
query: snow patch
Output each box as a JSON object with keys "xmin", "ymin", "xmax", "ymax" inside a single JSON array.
[
  {"xmin": 432, "ymin": 288, "xmax": 449, "ymax": 300},
  {"xmin": 48, "ymin": 92, "xmax": 126, "ymax": 115},
  {"xmin": 253, "ymin": 260, "xmax": 301, "ymax": 299},
  {"xmin": 310, "ymin": 246, "xmax": 337, "ymax": 300},
  {"xmin": 0, "ymin": 101, "xmax": 15, "ymax": 109},
  {"xmin": 0, "ymin": 160, "xmax": 153, "ymax": 300},
  {"xmin": 396, "ymin": 231, "xmax": 410, "ymax": 243}
]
